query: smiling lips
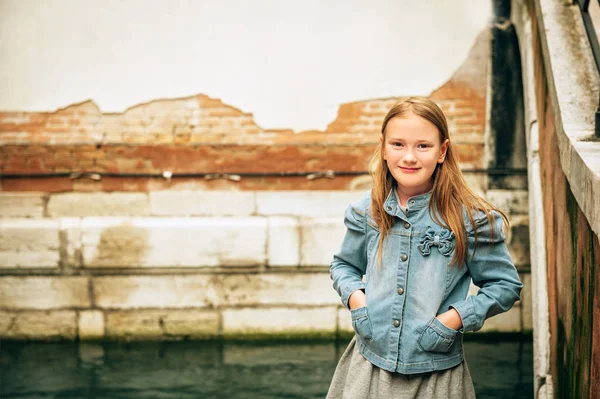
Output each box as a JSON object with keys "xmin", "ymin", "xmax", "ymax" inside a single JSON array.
[{"xmin": 400, "ymin": 166, "xmax": 420, "ymax": 173}]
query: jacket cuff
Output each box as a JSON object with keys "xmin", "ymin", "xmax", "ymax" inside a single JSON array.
[
  {"xmin": 341, "ymin": 282, "xmax": 366, "ymax": 309},
  {"xmin": 449, "ymin": 299, "xmax": 478, "ymax": 332}
]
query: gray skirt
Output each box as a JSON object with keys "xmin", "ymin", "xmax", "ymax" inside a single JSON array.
[{"xmin": 327, "ymin": 337, "xmax": 476, "ymax": 399}]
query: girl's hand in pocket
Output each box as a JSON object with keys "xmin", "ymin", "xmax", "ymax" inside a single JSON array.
[
  {"xmin": 436, "ymin": 308, "xmax": 463, "ymax": 331},
  {"xmin": 348, "ymin": 290, "xmax": 366, "ymax": 310}
]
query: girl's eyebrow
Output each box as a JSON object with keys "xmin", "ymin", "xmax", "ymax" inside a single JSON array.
[{"xmin": 387, "ymin": 137, "xmax": 434, "ymax": 143}]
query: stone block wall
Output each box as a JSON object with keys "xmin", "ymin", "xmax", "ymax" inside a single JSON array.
[{"xmin": 0, "ymin": 190, "xmax": 532, "ymax": 340}]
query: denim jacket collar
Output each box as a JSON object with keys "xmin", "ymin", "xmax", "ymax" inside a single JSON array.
[{"xmin": 384, "ymin": 188, "xmax": 432, "ymax": 217}]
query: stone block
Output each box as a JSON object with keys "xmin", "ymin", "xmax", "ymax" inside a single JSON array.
[
  {"xmin": 222, "ymin": 307, "xmax": 337, "ymax": 338},
  {"xmin": 504, "ymin": 214, "xmax": 529, "ymax": 242},
  {"xmin": 47, "ymin": 193, "xmax": 150, "ymax": 217},
  {"xmin": 0, "ymin": 219, "xmax": 60, "ymax": 268},
  {"xmin": 521, "ymin": 272, "xmax": 533, "ymax": 331},
  {"xmin": 220, "ymin": 273, "xmax": 339, "ymax": 306},
  {"xmin": 93, "ymin": 275, "xmax": 220, "ymax": 309},
  {"xmin": 463, "ymin": 173, "xmax": 487, "ymax": 197},
  {"xmin": 256, "ymin": 191, "xmax": 363, "ymax": 217},
  {"xmin": 479, "ymin": 306, "xmax": 522, "ymax": 333},
  {"xmin": 78, "ymin": 310, "xmax": 105, "ymax": 340},
  {"xmin": 81, "ymin": 217, "xmax": 267, "ymax": 267},
  {"xmin": 337, "ymin": 307, "xmax": 353, "ymax": 333},
  {"xmin": 267, "ymin": 217, "xmax": 300, "ymax": 266},
  {"xmin": 0, "ymin": 276, "xmax": 90, "ymax": 309},
  {"xmin": 486, "ymin": 189, "xmax": 529, "ymax": 215},
  {"xmin": 0, "ymin": 310, "xmax": 77, "ymax": 339},
  {"xmin": 60, "ymin": 217, "xmax": 82, "ymax": 267},
  {"xmin": 300, "ymin": 218, "xmax": 346, "ymax": 266},
  {"xmin": 105, "ymin": 309, "xmax": 219, "ymax": 339},
  {"xmin": 507, "ymin": 219, "xmax": 531, "ymax": 270},
  {"xmin": 149, "ymin": 190, "xmax": 256, "ymax": 216},
  {"xmin": 0, "ymin": 193, "xmax": 45, "ymax": 217}
]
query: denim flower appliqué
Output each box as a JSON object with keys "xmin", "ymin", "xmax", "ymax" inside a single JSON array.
[{"xmin": 418, "ymin": 227, "xmax": 455, "ymax": 257}]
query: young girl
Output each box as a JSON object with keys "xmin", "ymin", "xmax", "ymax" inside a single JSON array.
[{"xmin": 327, "ymin": 97, "xmax": 523, "ymax": 398}]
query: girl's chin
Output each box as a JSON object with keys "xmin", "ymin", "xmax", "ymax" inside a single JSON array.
[{"xmin": 392, "ymin": 176, "xmax": 433, "ymax": 191}]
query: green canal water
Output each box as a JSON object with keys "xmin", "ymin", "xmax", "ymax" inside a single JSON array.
[{"xmin": 1, "ymin": 337, "xmax": 532, "ymax": 398}]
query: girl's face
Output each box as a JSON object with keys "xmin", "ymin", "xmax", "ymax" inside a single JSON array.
[{"xmin": 383, "ymin": 112, "xmax": 449, "ymax": 199}]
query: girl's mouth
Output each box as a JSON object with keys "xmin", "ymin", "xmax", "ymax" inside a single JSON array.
[{"xmin": 400, "ymin": 167, "xmax": 420, "ymax": 172}]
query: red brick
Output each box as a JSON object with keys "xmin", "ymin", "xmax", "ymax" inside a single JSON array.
[
  {"xmin": 1, "ymin": 160, "xmax": 27, "ymax": 174},
  {"xmin": 73, "ymin": 151, "xmax": 105, "ymax": 160},
  {"xmin": 101, "ymin": 177, "xmax": 149, "ymax": 191},
  {"xmin": 446, "ymin": 109, "xmax": 475, "ymax": 118},
  {"xmin": 72, "ymin": 179, "xmax": 103, "ymax": 192},
  {"xmin": 0, "ymin": 177, "xmax": 73, "ymax": 192}
]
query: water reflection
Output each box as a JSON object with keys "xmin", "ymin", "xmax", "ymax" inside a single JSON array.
[{"xmin": 1, "ymin": 338, "xmax": 532, "ymax": 399}]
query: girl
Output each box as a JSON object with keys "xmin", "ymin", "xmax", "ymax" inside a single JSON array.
[{"xmin": 327, "ymin": 97, "xmax": 523, "ymax": 398}]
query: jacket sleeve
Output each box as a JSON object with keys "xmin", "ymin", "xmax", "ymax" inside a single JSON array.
[
  {"xmin": 329, "ymin": 203, "xmax": 368, "ymax": 309},
  {"xmin": 449, "ymin": 210, "xmax": 523, "ymax": 332}
]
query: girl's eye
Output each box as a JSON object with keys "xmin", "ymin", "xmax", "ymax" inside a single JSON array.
[
  {"xmin": 393, "ymin": 142, "xmax": 403, "ymax": 147},
  {"xmin": 417, "ymin": 144, "xmax": 430, "ymax": 149}
]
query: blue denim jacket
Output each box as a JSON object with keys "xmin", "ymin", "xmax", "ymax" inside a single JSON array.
[{"xmin": 330, "ymin": 189, "xmax": 523, "ymax": 374}]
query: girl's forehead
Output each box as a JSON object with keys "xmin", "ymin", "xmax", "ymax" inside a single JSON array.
[{"xmin": 385, "ymin": 114, "xmax": 440, "ymax": 138}]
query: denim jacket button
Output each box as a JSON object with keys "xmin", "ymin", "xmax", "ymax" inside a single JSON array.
[
  {"xmin": 404, "ymin": 222, "xmax": 410, "ymax": 229},
  {"xmin": 386, "ymin": 206, "xmax": 392, "ymax": 211},
  {"xmin": 400, "ymin": 254, "xmax": 408, "ymax": 261},
  {"xmin": 397, "ymin": 287, "xmax": 404, "ymax": 295},
  {"xmin": 393, "ymin": 320, "xmax": 400, "ymax": 328}
]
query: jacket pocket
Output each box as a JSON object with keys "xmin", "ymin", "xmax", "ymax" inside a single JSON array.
[
  {"xmin": 350, "ymin": 306, "xmax": 373, "ymax": 340},
  {"xmin": 417, "ymin": 317, "xmax": 459, "ymax": 353}
]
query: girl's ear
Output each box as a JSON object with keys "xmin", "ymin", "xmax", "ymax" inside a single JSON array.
[
  {"xmin": 380, "ymin": 136, "xmax": 386, "ymax": 160},
  {"xmin": 438, "ymin": 139, "xmax": 450, "ymax": 163}
]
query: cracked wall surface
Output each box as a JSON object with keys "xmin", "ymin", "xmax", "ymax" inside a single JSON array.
[{"xmin": 1, "ymin": 31, "xmax": 490, "ymax": 192}]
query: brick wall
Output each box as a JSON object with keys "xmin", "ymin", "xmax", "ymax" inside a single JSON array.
[{"xmin": 1, "ymin": 32, "xmax": 490, "ymax": 192}]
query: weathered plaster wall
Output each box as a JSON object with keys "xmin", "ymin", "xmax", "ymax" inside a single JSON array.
[
  {"xmin": 0, "ymin": 31, "xmax": 490, "ymax": 192},
  {"xmin": 0, "ymin": 0, "xmax": 491, "ymax": 131}
]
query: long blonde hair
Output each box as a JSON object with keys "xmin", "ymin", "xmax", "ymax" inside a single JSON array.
[{"xmin": 371, "ymin": 97, "xmax": 507, "ymax": 266}]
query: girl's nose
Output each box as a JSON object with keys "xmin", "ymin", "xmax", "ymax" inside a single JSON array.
[{"xmin": 403, "ymin": 148, "xmax": 417, "ymax": 162}]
